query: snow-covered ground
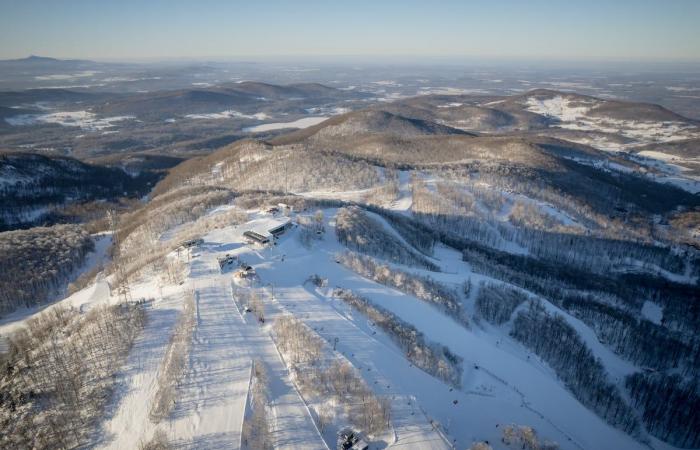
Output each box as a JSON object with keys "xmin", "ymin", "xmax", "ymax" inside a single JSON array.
[
  {"xmin": 261, "ymin": 221, "xmax": 641, "ymax": 449},
  {"xmin": 34, "ymin": 70, "xmax": 101, "ymax": 81},
  {"xmin": 390, "ymin": 170, "xmax": 413, "ymax": 213},
  {"xmin": 5, "ymin": 110, "xmax": 135, "ymax": 131},
  {"xmin": 244, "ymin": 116, "xmax": 329, "ymax": 132},
  {"xmin": 133, "ymin": 207, "xmax": 648, "ymax": 450},
  {"xmin": 641, "ymin": 301, "xmax": 664, "ymax": 326},
  {"xmin": 184, "ymin": 110, "xmax": 270, "ymax": 120},
  {"xmin": 418, "ymin": 87, "xmax": 489, "ymax": 96},
  {"xmin": 526, "ymin": 96, "xmax": 594, "ymax": 122},
  {"xmin": 94, "ymin": 225, "xmax": 332, "ymax": 449},
  {"xmin": 0, "ymin": 232, "xmax": 112, "ymax": 345},
  {"xmin": 525, "ymin": 95, "xmax": 700, "ymax": 148},
  {"xmin": 0, "ymin": 204, "xmax": 684, "ymax": 449}
]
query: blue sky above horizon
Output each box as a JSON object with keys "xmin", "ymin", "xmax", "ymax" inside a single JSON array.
[{"xmin": 1, "ymin": 0, "xmax": 699, "ymax": 62}]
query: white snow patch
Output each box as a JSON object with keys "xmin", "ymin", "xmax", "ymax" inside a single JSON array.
[
  {"xmin": 244, "ymin": 116, "xmax": 328, "ymax": 133},
  {"xmin": 665, "ymin": 86, "xmax": 700, "ymax": 92},
  {"xmin": 418, "ymin": 87, "xmax": 489, "ymax": 96},
  {"xmin": 641, "ymin": 301, "xmax": 663, "ymax": 325},
  {"xmin": 5, "ymin": 110, "xmax": 135, "ymax": 131},
  {"xmin": 436, "ymin": 102, "xmax": 463, "ymax": 108},
  {"xmin": 372, "ymin": 80, "xmax": 402, "ymax": 86},
  {"xmin": 184, "ymin": 110, "xmax": 270, "ymax": 120},
  {"xmin": 637, "ymin": 150, "xmax": 682, "ymax": 162},
  {"xmin": 526, "ymin": 96, "xmax": 594, "ymax": 121},
  {"xmin": 388, "ymin": 170, "xmax": 413, "ymax": 213},
  {"xmin": 34, "ymin": 70, "xmax": 100, "ymax": 81},
  {"xmin": 305, "ymin": 106, "xmax": 349, "ymax": 115}
]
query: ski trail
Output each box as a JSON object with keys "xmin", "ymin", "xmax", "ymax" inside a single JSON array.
[
  {"xmin": 260, "ymin": 282, "xmax": 451, "ymax": 450},
  {"xmin": 167, "ymin": 257, "xmax": 252, "ymax": 448},
  {"xmin": 172, "ymin": 250, "xmax": 324, "ymax": 449},
  {"xmin": 389, "ymin": 170, "xmax": 413, "ymax": 213},
  {"xmin": 98, "ymin": 292, "xmax": 183, "ymax": 449}
]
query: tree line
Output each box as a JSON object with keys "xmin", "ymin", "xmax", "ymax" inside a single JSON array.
[
  {"xmin": 337, "ymin": 251, "xmax": 469, "ymax": 327},
  {"xmin": 272, "ymin": 314, "xmax": 391, "ymax": 439},
  {"xmin": 335, "ymin": 288, "xmax": 463, "ymax": 388},
  {"xmin": 150, "ymin": 290, "xmax": 196, "ymax": 422}
]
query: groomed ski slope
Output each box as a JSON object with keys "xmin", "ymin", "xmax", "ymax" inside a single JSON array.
[
  {"xmin": 100, "ymin": 241, "xmax": 327, "ymax": 449},
  {"xmin": 203, "ymin": 221, "xmax": 452, "ymax": 449},
  {"xmin": 206, "ymin": 208, "xmax": 658, "ymax": 450},
  {"xmin": 2, "ymin": 204, "xmax": 679, "ymax": 449}
]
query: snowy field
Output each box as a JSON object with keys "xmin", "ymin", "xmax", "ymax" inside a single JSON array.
[
  {"xmin": 107, "ymin": 206, "xmax": 669, "ymax": 448},
  {"xmin": 525, "ymin": 95, "xmax": 699, "ymax": 147},
  {"xmin": 525, "ymin": 95, "xmax": 700, "ymax": 193},
  {"xmin": 233, "ymin": 211, "xmax": 650, "ymax": 450},
  {"xmin": 185, "ymin": 110, "xmax": 270, "ymax": 120},
  {"xmin": 5, "ymin": 110, "xmax": 135, "ymax": 131},
  {"xmin": 244, "ymin": 116, "xmax": 329, "ymax": 133},
  {"xmin": 1, "ymin": 193, "xmax": 691, "ymax": 449}
]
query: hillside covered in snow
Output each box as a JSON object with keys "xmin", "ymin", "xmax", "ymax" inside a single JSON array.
[{"xmin": 1, "ymin": 88, "xmax": 699, "ymax": 450}]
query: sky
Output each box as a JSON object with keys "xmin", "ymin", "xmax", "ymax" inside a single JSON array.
[{"xmin": 0, "ymin": 0, "xmax": 699, "ymax": 62}]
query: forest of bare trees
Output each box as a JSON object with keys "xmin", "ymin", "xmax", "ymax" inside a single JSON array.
[
  {"xmin": 411, "ymin": 176, "xmax": 688, "ymax": 277},
  {"xmin": 474, "ymin": 283, "xmax": 529, "ymax": 325},
  {"xmin": 500, "ymin": 424, "xmax": 560, "ymax": 450},
  {"xmin": 0, "ymin": 152, "xmax": 160, "ymax": 231},
  {"xmin": 0, "ymin": 224, "xmax": 94, "ymax": 315},
  {"xmin": 0, "ymin": 303, "xmax": 146, "ymax": 449},
  {"xmin": 211, "ymin": 146, "xmax": 382, "ymax": 194},
  {"xmin": 109, "ymin": 191, "xmax": 246, "ymax": 288},
  {"xmin": 625, "ymin": 372, "xmax": 700, "ymax": 448},
  {"xmin": 368, "ymin": 202, "xmax": 437, "ymax": 256},
  {"xmin": 336, "ymin": 206, "xmax": 438, "ymax": 270},
  {"xmin": 118, "ymin": 185, "xmax": 235, "ymax": 252},
  {"xmin": 297, "ymin": 210, "xmax": 326, "ymax": 248},
  {"xmin": 455, "ymin": 239, "xmax": 700, "ymax": 377},
  {"xmin": 511, "ymin": 300, "xmax": 641, "ymax": 437}
]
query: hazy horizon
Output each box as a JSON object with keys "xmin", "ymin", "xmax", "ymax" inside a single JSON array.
[{"xmin": 1, "ymin": 0, "xmax": 699, "ymax": 62}]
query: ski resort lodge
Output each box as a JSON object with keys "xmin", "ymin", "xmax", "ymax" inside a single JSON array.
[{"xmin": 243, "ymin": 217, "xmax": 292, "ymax": 245}]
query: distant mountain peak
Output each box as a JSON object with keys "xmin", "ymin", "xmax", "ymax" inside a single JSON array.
[
  {"xmin": 26, "ymin": 55, "xmax": 59, "ymax": 61},
  {"xmin": 0, "ymin": 54, "xmax": 94, "ymax": 64}
]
